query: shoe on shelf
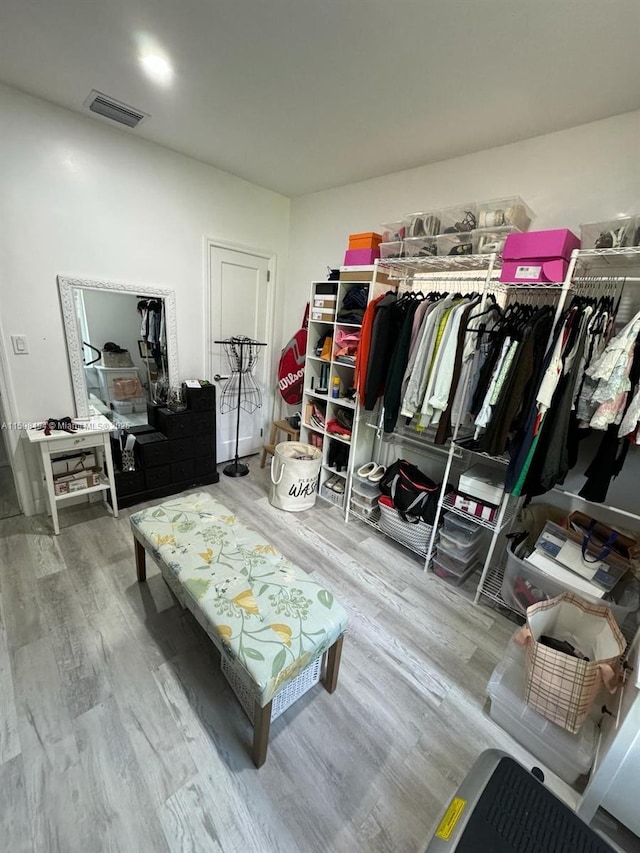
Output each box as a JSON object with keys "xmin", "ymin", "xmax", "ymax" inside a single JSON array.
[
  {"xmin": 368, "ymin": 465, "xmax": 386, "ymax": 483},
  {"xmin": 357, "ymin": 461, "xmax": 377, "ymax": 478},
  {"xmin": 324, "ymin": 474, "xmax": 340, "ymax": 492},
  {"xmin": 331, "ymin": 476, "xmax": 345, "ymax": 494}
]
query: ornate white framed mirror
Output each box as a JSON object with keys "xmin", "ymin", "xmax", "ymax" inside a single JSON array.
[{"xmin": 57, "ymin": 275, "xmax": 178, "ymax": 419}]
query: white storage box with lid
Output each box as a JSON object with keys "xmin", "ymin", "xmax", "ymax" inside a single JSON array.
[
  {"xmin": 458, "ymin": 464, "xmax": 504, "ymax": 506},
  {"xmin": 487, "ymin": 640, "xmax": 598, "ymax": 785}
]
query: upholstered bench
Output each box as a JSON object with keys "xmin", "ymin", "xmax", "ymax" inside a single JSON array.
[{"xmin": 130, "ymin": 492, "xmax": 348, "ymax": 767}]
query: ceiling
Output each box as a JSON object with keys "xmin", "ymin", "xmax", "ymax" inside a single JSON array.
[{"xmin": 1, "ymin": 0, "xmax": 639, "ymax": 197}]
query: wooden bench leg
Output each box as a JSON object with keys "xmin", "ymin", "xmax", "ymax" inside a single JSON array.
[
  {"xmin": 135, "ymin": 538, "xmax": 147, "ymax": 582},
  {"xmin": 252, "ymin": 700, "xmax": 272, "ymax": 768},
  {"xmin": 322, "ymin": 635, "xmax": 344, "ymax": 694}
]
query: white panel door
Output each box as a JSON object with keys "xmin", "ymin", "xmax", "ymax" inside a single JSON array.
[{"xmin": 209, "ymin": 245, "xmax": 270, "ymax": 463}]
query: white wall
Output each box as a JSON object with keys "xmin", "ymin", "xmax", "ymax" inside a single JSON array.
[
  {"xmin": 0, "ymin": 83, "xmax": 290, "ymax": 512},
  {"xmin": 287, "ymin": 109, "xmax": 640, "ymax": 337}
]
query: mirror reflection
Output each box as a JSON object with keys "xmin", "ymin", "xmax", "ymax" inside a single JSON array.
[{"xmin": 75, "ymin": 289, "xmax": 169, "ymax": 426}]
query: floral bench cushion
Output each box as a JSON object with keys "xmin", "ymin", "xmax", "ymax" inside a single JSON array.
[{"xmin": 130, "ymin": 492, "xmax": 348, "ymax": 706}]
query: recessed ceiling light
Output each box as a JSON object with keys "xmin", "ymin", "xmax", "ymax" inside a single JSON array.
[{"xmin": 139, "ymin": 53, "xmax": 173, "ymax": 85}]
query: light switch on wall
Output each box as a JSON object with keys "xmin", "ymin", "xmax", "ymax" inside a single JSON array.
[{"xmin": 11, "ymin": 335, "xmax": 29, "ymax": 354}]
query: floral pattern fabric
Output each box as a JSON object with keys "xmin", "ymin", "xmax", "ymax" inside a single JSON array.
[{"xmin": 131, "ymin": 493, "xmax": 348, "ymax": 705}]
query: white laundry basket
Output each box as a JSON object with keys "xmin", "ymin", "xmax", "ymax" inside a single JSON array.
[{"xmin": 270, "ymin": 442, "xmax": 322, "ymax": 511}]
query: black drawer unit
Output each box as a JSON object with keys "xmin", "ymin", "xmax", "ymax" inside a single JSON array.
[
  {"xmin": 157, "ymin": 408, "xmax": 216, "ymax": 439},
  {"xmin": 125, "ymin": 423, "xmax": 156, "ymax": 439},
  {"xmin": 144, "ymin": 464, "xmax": 172, "ymax": 490},
  {"xmin": 171, "ymin": 459, "xmax": 196, "ymax": 482},
  {"xmin": 184, "ymin": 383, "xmax": 216, "ymax": 412},
  {"xmin": 146, "ymin": 402, "xmax": 163, "ymax": 430},
  {"xmin": 115, "ymin": 470, "xmax": 145, "ymax": 497},
  {"xmin": 134, "ymin": 432, "xmax": 170, "ymax": 467},
  {"xmin": 169, "ymin": 433, "xmax": 215, "ymax": 462},
  {"xmin": 193, "ymin": 454, "xmax": 217, "ymax": 476}
]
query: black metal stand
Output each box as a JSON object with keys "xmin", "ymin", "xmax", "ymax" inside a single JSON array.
[
  {"xmin": 215, "ymin": 337, "xmax": 267, "ymax": 479},
  {"xmin": 224, "ymin": 361, "xmax": 249, "ymax": 477}
]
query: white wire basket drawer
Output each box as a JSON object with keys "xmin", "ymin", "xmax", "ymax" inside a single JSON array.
[{"xmin": 221, "ymin": 653, "xmax": 322, "ymax": 723}]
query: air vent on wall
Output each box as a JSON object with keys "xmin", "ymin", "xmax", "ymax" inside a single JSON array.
[{"xmin": 83, "ymin": 90, "xmax": 149, "ymax": 128}]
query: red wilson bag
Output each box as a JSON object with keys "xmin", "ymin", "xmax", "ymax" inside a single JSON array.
[{"xmin": 277, "ymin": 304, "xmax": 309, "ymax": 405}]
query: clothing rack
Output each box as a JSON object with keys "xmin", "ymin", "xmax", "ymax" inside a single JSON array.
[
  {"xmin": 214, "ymin": 336, "xmax": 267, "ymax": 478},
  {"xmin": 345, "ymin": 247, "xmax": 640, "ymax": 621}
]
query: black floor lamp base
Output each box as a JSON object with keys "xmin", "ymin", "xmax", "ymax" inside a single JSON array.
[{"xmin": 223, "ymin": 461, "xmax": 249, "ymax": 478}]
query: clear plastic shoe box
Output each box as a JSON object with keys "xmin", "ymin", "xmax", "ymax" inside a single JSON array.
[
  {"xmin": 476, "ymin": 196, "xmax": 535, "ymax": 232},
  {"xmin": 487, "ymin": 640, "xmax": 598, "ymax": 785}
]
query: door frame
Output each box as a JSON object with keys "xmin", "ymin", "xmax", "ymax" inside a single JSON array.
[
  {"xmin": 203, "ymin": 237, "xmax": 278, "ymax": 455},
  {"xmin": 0, "ymin": 325, "xmax": 33, "ymax": 515}
]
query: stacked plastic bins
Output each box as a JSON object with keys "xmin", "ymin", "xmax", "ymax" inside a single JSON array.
[
  {"xmin": 487, "ymin": 640, "xmax": 598, "ymax": 785},
  {"xmin": 350, "ymin": 473, "xmax": 381, "ymax": 523},
  {"xmin": 433, "ymin": 513, "xmax": 483, "ymax": 585}
]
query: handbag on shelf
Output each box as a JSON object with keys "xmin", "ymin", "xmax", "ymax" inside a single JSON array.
[
  {"xmin": 567, "ymin": 511, "xmax": 639, "ymax": 567},
  {"xmin": 379, "ymin": 459, "xmax": 441, "ymax": 525}
]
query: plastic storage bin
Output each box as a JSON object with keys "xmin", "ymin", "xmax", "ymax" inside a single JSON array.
[
  {"xmin": 442, "ymin": 513, "xmax": 483, "ymax": 546},
  {"xmin": 473, "ymin": 227, "xmax": 520, "ymax": 255},
  {"xmin": 437, "ymin": 233, "xmax": 474, "ymax": 258},
  {"xmin": 438, "ymin": 529, "xmax": 481, "ymax": 562},
  {"xmin": 487, "ymin": 640, "xmax": 598, "ymax": 784},
  {"xmin": 379, "ymin": 241, "xmax": 404, "ymax": 259},
  {"xmin": 501, "ymin": 539, "xmax": 640, "ymax": 626},
  {"xmin": 350, "ymin": 483, "xmax": 380, "ymax": 506},
  {"xmin": 349, "ymin": 496, "xmax": 380, "ymax": 521},
  {"xmin": 405, "ymin": 212, "xmax": 441, "ymax": 238},
  {"xmin": 381, "ymin": 221, "xmax": 406, "ymax": 243},
  {"xmin": 404, "ymin": 236, "xmax": 438, "ymax": 258},
  {"xmin": 433, "ymin": 553, "xmax": 479, "ymax": 586},
  {"xmin": 580, "ymin": 217, "xmax": 639, "ymax": 250},
  {"xmin": 477, "ymin": 197, "xmax": 535, "ymax": 232},
  {"xmin": 440, "ymin": 203, "xmax": 478, "ymax": 234}
]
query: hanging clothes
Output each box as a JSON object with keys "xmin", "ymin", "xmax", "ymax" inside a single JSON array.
[
  {"xmin": 383, "ymin": 298, "xmax": 421, "ymax": 432},
  {"xmin": 355, "ymin": 292, "xmax": 387, "ymax": 406},
  {"xmin": 363, "ymin": 293, "xmax": 398, "ymax": 409}
]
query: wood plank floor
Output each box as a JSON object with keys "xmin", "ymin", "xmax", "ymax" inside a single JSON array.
[{"xmin": 0, "ymin": 459, "xmax": 576, "ymax": 852}]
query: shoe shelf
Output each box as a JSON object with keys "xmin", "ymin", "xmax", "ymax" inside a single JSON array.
[
  {"xmin": 377, "ymin": 253, "xmax": 502, "ymax": 279},
  {"xmin": 301, "ymin": 275, "xmax": 372, "ymax": 516},
  {"xmin": 326, "ymin": 432, "xmax": 351, "ymax": 446},
  {"xmin": 319, "ymin": 484, "xmax": 344, "ymax": 508}
]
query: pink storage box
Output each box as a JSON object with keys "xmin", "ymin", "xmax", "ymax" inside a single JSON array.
[
  {"xmin": 500, "ymin": 229, "xmax": 580, "ymax": 284},
  {"xmin": 343, "ymin": 247, "xmax": 380, "ymax": 266}
]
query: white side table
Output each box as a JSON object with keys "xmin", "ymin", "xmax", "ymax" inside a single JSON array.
[{"xmin": 26, "ymin": 415, "xmax": 119, "ymax": 534}]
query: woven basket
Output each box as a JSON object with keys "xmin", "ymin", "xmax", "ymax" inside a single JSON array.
[
  {"xmin": 378, "ymin": 496, "xmax": 433, "ymax": 555},
  {"xmin": 221, "ymin": 653, "xmax": 322, "ymax": 723}
]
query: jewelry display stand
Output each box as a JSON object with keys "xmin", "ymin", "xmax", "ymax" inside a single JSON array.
[{"xmin": 215, "ymin": 336, "xmax": 267, "ymax": 477}]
